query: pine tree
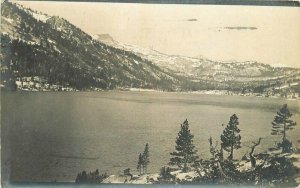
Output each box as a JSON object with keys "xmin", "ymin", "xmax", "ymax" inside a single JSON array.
[
  {"xmin": 271, "ymin": 104, "xmax": 297, "ymax": 153},
  {"xmin": 142, "ymin": 143, "xmax": 150, "ymax": 174},
  {"xmin": 137, "ymin": 153, "xmax": 143, "ymax": 175},
  {"xmin": 220, "ymin": 114, "xmax": 241, "ymax": 160},
  {"xmin": 169, "ymin": 119, "xmax": 199, "ymax": 172}
]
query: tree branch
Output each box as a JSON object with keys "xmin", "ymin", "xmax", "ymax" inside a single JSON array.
[{"xmin": 249, "ymin": 138, "xmax": 262, "ymax": 168}]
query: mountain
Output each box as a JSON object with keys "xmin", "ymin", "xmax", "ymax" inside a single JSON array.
[
  {"xmin": 1, "ymin": 2, "xmax": 299, "ymax": 96},
  {"xmin": 94, "ymin": 34, "xmax": 300, "ymax": 95},
  {"xmin": 96, "ymin": 35, "xmax": 299, "ymax": 82},
  {"xmin": 0, "ymin": 2, "xmax": 180, "ymax": 91}
]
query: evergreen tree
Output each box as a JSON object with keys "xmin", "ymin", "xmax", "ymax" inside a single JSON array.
[
  {"xmin": 271, "ymin": 104, "xmax": 297, "ymax": 153},
  {"xmin": 142, "ymin": 143, "xmax": 150, "ymax": 174},
  {"xmin": 169, "ymin": 119, "xmax": 199, "ymax": 172},
  {"xmin": 220, "ymin": 114, "xmax": 241, "ymax": 160},
  {"xmin": 137, "ymin": 153, "xmax": 143, "ymax": 175},
  {"xmin": 207, "ymin": 136, "xmax": 222, "ymax": 181}
]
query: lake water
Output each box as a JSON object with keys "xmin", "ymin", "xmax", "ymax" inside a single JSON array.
[{"xmin": 1, "ymin": 91, "xmax": 300, "ymax": 182}]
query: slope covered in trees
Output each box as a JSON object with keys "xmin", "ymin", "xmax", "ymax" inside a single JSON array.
[
  {"xmin": 1, "ymin": 2, "xmax": 180, "ymax": 91},
  {"xmin": 1, "ymin": 1, "xmax": 300, "ymax": 95}
]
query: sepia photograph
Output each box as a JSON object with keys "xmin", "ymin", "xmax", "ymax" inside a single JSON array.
[{"xmin": 1, "ymin": 0, "xmax": 300, "ymax": 186}]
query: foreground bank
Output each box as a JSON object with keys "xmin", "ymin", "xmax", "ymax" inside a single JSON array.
[{"xmin": 75, "ymin": 104, "xmax": 299, "ymax": 186}]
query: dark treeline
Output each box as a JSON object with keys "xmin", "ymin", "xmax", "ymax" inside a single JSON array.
[{"xmin": 76, "ymin": 104, "xmax": 299, "ymax": 186}]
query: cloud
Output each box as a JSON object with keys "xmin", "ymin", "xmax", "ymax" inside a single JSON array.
[
  {"xmin": 224, "ymin": 26, "xmax": 258, "ymax": 30},
  {"xmin": 209, "ymin": 26, "xmax": 258, "ymax": 32},
  {"xmin": 186, "ymin": 18, "xmax": 198, "ymax": 22}
]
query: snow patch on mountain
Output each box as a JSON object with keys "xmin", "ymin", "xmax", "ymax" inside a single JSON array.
[
  {"xmin": 92, "ymin": 34, "xmax": 117, "ymax": 46},
  {"xmin": 14, "ymin": 2, "xmax": 49, "ymax": 23},
  {"xmin": 2, "ymin": 17, "xmax": 14, "ymax": 24},
  {"xmin": 272, "ymin": 63, "xmax": 289, "ymax": 68},
  {"xmin": 31, "ymin": 12, "xmax": 49, "ymax": 23},
  {"xmin": 92, "ymin": 33, "xmax": 300, "ymax": 83}
]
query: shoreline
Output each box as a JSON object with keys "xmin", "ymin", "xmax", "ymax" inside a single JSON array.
[{"xmin": 3, "ymin": 87, "xmax": 299, "ymax": 100}]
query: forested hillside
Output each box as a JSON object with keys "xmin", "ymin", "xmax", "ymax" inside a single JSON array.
[
  {"xmin": 1, "ymin": 1, "xmax": 300, "ymax": 97},
  {"xmin": 1, "ymin": 2, "xmax": 180, "ymax": 91}
]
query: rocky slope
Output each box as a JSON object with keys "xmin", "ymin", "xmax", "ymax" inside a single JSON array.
[
  {"xmin": 1, "ymin": 2, "xmax": 180, "ymax": 91},
  {"xmin": 101, "ymin": 34, "xmax": 299, "ymax": 82},
  {"xmin": 1, "ymin": 1, "xmax": 299, "ymax": 95},
  {"xmin": 95, "ymin": 34, "xmax": 300, "ymax": 94}
]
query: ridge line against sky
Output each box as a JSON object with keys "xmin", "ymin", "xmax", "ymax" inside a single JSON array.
[
  {"xmin": 11, "ymin": 0, "xmax": 300, "ymax": 7},
  {"xmin": 13, "ymin": 1, "xmax": 300, "ymax": 68}
]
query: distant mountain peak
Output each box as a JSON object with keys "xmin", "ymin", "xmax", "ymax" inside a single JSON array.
[{"xmin": 92, "ymin": 33, "xmax": 117, "ymax": 45}]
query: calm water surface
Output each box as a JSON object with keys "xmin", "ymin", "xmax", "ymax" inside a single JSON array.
[{"xmin": 1, "ymin": 91, "xmax": 300, "ymax": 182}]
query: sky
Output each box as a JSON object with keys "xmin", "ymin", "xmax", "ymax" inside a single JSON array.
[{"xmin": 16, "ymin": 1, "xmax": 300, "ymax": 68}]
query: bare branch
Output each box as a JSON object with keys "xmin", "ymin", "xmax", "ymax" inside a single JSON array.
[{"xmin": 249, "ymin": 138, "xmax": 262, "ymax": 168}]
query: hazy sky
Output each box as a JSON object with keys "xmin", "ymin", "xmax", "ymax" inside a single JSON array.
[{"xmin": 16, "ymin": 1, "xmax": 300, "ymax": 67}]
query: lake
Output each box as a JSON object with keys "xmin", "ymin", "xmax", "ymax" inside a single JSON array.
[{"xmin": 1, "ymin": 91, "xmax": 300, "ymax": 182}]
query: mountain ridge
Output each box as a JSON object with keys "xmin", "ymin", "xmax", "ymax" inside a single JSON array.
[
  {"xmin": 1, "ymin": 2, "xmax": 300, "ymax": 97},
  {"xmin": 93, "ymin": 33, "xmax": 298, "ymax": 77},
  {"xmin": 1, "ymin": 2, "xmax": 180, "ymax": 91},
  {"xmin": 93, "ymin": 33, "xmax": 300, "ymax": 95}
]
